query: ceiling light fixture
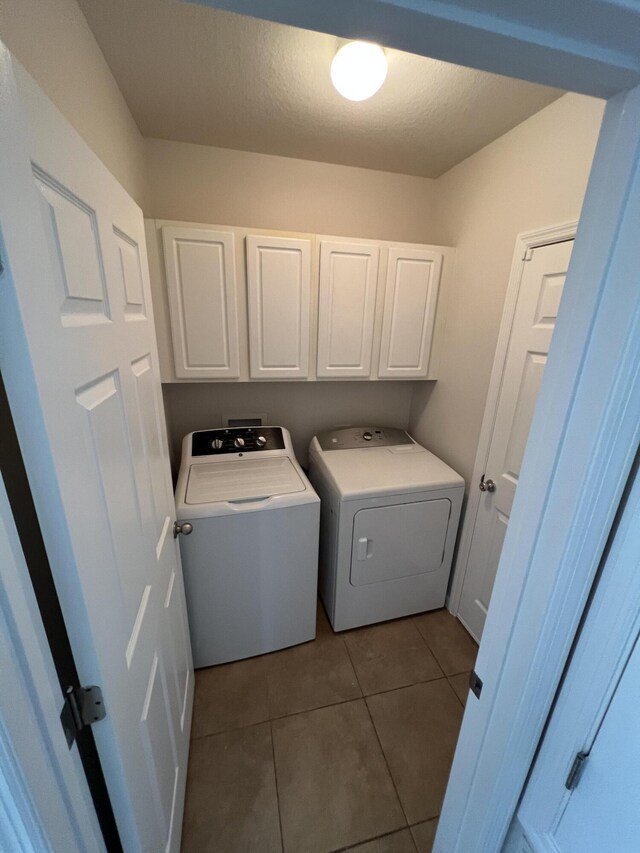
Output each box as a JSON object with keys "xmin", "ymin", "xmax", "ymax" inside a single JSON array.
[{"xmin": 331, "ymin": 41, "xmax": 388, "ymax": 102}]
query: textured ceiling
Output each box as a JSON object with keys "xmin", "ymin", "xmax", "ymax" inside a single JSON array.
[{"xmin": 78, "ymin": 0, "xmax": 563, "ymax": 178}]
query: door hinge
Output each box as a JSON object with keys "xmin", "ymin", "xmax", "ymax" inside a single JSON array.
[
  {"xmin": 469, "ymin": 669, "xmax": 483, "ymax": 699},
  {"xmin": 60, "ymin": 685, "xmax": 106, "ymax": 748},
  {"xmin": 565, "ymin": 750, "xmax": 589, "ymax": 791},
  {"xmin": 523, "ymin": 247, "xmax": 534, "ymax": 261}
]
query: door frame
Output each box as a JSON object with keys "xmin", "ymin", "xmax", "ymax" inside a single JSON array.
[
  {"xmin": 0, "ymin": 471, "xmax": 104, "ymax": 852},
  {"xmin": 0, "ymin": 373, "xmax": 122, "ymax": 850},
  {"xmin": 4, "ymin": 5, "xmax": 640, "ymax": 852},
  {"xmin": 513, "ymin": 451, "xmax": 640, "ymax": 851},
  {"xmin": 436, "ymin": 85, "xmax": 640, "ymax": 851},
  {"xmin": 448, "ymin": 220, "xmax": 578, "ymax": 634}
]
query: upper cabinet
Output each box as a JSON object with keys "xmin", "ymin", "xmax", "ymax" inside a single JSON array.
[
  {"xmin": 317, "ymin": 241, "xmax": 380, "ymax": 378},
  {"xmin": 162, "ymin": 226, "xmax": 240, "ymax": 379},
  {"xmin": 378, "ymin": 248, "xmax": 442, "ymax": 378},
  {"xmin": 149, "ymin": 219, "xmax": 451, "ymax": 383},
  {"xmin": 246, "ymin": 234, "xmax": 312, "ymax": 379}
]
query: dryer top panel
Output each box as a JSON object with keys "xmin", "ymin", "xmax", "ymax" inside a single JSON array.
[
  {"xmin": 315, "ymin": 427, "xmax": 413, "ymax": 451},
  {"xmin": 309, "ymin": 432, "xmax": 464, "ymax": 499}
]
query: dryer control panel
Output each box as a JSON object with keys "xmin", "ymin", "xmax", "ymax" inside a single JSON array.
[
  {"xmin": 192, "ymin": 426, "xmax": 286, "ymax": 456},
  {"xmin": 316, "ymin": 427, "xmax": 414, "ymax": 451}
]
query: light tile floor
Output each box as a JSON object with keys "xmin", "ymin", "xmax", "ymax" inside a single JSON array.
[{"xmin": 181, "ymin": 603, "xmax": 477, "ymax": 853}]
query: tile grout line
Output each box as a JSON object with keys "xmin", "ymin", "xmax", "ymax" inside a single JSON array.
[
  {"xmin": 342, "ymin": 638, "xmax": 411, "ymax": 832},
  {"xmin": 337, "ymin": 633, "xmax": 364, "ymax": 700},
  {"xmin": 341, "ymin": 634, "xmax": 363, "ymax": 698},
  {"xmin": 412, "ymin": 613, "xmax": 479, "ymax": 668},
  {"xmin": 190, "ymin": 673, "xmax": 458, "ymax": 742},
  {"xmin": 329, "ymin": 825, "xmax": 418, "ymax": 852},
  {"xmin": 329, "ymin": 817, "xmax": 439, "ymax": 853},
  {"xmin": 411, "ymin": 616, "xmax": 448, "ymax": 676},
  {"xmin": 446, "ymin": 673, "xmax": 470, "ymax": 710},
  {"xmin": 269, "ymin": 719, "xmax": 286, "ymax": 853}
]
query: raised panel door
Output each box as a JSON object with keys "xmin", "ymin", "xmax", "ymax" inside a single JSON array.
[
  {"xmin": 458, "ymin": 239, "xmax": 573, "ymax": 640},
  {"xmin": 378, "ymin": 248, "xmax": 442, "ymax": 378},
  {"xmin": 316, "ymin": 240, "xmax": 379, "ymax": 378},
  {"xmin": 163, "ymin": 226, "xmax": 240, "ymax": 379},
  {"xmin": 246, "ymin": 234, "xmax": 311, "ymax": 379},
  {"xmin": 2, "ymin": 64, "xmax": 193, "ymax": 852}
]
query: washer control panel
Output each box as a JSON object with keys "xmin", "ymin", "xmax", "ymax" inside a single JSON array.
[
  {"xmin": 192, "ymin": 426, "xmax": 285, "ymax": 456},
  {"xmin": 316, "ymin": 427, "xmax": 414, "ymax": 451}
]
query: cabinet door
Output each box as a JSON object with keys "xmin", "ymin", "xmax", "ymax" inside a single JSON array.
[
  {"xmin": 378, "ymin": 247, "xmax": 442, "ymax": 378},
  {"xmin": 317, "ymin": 240, "xmax": 380, "ymax": 378},
  {"xmin": 246, "ymin": 234, "xmax": 311, "ymax": 379},
  {"xmin": 162, "ymin": 226, "xmax": 240, "ymax": 379}
]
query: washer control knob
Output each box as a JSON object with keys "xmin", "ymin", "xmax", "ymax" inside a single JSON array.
[
  {"xmin": 234, "ymin": 436, "xmax": 245, "ymax": 448},
  {"xmin": 363, "ymin": 431, "xmax": 373, "ymax": 441},
  {"xmin": 211, "ymin": 438, "xmax": 224, "ymax": 450},
  {"xmin": 255, "ymin": 435, "xmax": 267, "ymax": 447}
]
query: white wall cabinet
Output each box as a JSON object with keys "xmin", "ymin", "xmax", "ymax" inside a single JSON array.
[
  {"xmin": 162, "ymin": 226, "xmax": 240, "ymax": 379},
  {"xmin": 378, "ymin": 247, "xmax": 442, "ymax": 378},
  {"xmin": 316, "ymin": 240, "xmax": 380, "ymax": 378},
  {"xmin": 149, "ymin": 219, "xmax": 450, "ymax": 383},
  {"xmin": 246, "ymin": 234, "xmax": 312, "ymax": 379}
]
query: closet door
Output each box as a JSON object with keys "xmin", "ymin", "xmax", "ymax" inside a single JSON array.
[
  {"xmin": 316, "ymin": 240, "xmax": 380, "ymax": 378},
  {"xmin": 246, "ymin": 234, "xmax": 311, "ymax": 379},
  {"xmin": 162, "ymin": 226, "xmax": 240, "ymax": 379},
  {"xmin": 378, "ymin": 247, "xmax": 442, "ymax": 378}
]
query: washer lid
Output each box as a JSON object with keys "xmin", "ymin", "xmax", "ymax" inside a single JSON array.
[{"xmin": 185, "ymin": 456, "xmax": 305, "ymax": 504}]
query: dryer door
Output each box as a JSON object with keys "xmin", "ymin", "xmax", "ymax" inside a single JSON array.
[{"xmin": 350, "ymin": 499, "xmax": 451, "ymax": 586}]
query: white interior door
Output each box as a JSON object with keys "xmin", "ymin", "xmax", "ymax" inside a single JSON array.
[
  {"xmin": 514, "ymin": 453, "xmax": 640, "ymax": 853},
  {"xmin": 553, "ymin": 637, "xmax": 640, "ymax": 852},
  {"xmin": 458, "ymin": 239, "xmax": 573, "ymax": 640},
  {"xmin": 0, "ymin": 472, "xmax": 104, "ymax": 852},
  {"xmin": 0, "ymin": 55, "xmax": 193, "ymax": 852}
]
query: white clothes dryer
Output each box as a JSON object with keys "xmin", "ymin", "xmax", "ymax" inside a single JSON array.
[
  {"xmin": 308, "ymin": 427, "xmax": 464, "ymax": 631},
  {"xmin": 176, "ymin": 426, "xmax": 320, "ymax": 667}
]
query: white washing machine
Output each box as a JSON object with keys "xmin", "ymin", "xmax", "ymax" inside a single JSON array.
[
  {"xmin": 175, "ymin": 426, "xmax": 320, "ymax": 667},
  {"xmin": 308, "ymin": 427, "xmax": 464, "ymax": 631}
]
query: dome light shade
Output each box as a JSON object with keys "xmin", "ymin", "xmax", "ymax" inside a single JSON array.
[{"xmin": 331, "ymin": 41, "xmax": 388, "ymax": 102}]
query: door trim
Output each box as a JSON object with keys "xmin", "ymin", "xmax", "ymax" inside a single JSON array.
[
  {"xmin": 0, "ymin": 446, "xmax": 104, "ymax": 851},
  {"xmin": 0, "ymin": 374, "xmax": 122, "ymax": 851},
  {"xmin": 448, "ymin": 220, "xmax": 577, "ymax": 634},
  {"xmin": 515, "ymin": 451, "xmax": 640, "ymax": 851},
  {"xmin": 438, "ymin": 85, "xmax": 640, "ymax": 852}
]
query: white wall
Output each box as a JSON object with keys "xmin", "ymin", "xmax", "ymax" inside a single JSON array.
[
  {"xmin": 163, "ymin": 381, "xmax": 415, "ymax": 470},
  {"xmin": 0, "ymin": 0, "xmax": 146, "ymax": 205},
  {"xmin": 149, "ymin": 97, "xmax": 604, "ymax": 477},
  {"xmin": 145, "ymin": 139, "xmax": 437, "ymax": 243},
  {"xmin": 6, "ymin": 8, "xmax": 601, "ymax": 485},
  {"xmin": 410, "ymin": 93, "xmax": 605, "ymax": 487},
  {"xmin": 146, "ymin": 141, "xmax": 438, "ymax": 467}
]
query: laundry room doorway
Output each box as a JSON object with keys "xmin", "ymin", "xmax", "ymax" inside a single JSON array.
[{"xmin": 450, "ymin": 226, "xmax": 576, "ymax": 641}]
